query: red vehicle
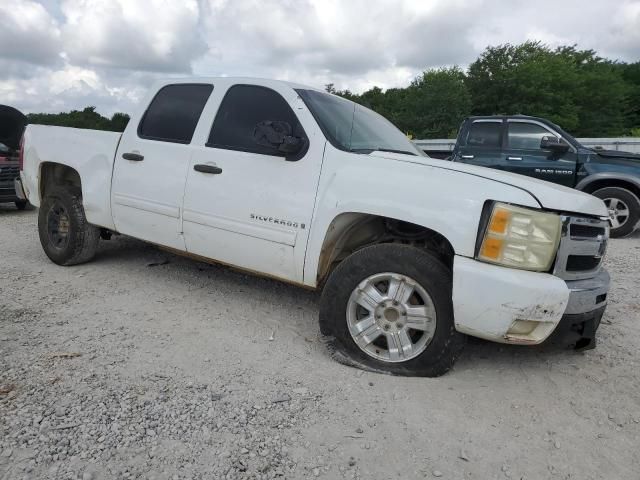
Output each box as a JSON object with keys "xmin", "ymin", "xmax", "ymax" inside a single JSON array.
[{"xmin": 0, "ymin": 105, "xmax": 28, "ymax": 210}]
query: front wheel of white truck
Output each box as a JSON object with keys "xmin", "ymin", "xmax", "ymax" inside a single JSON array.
[
  {"xmin": 319, "ymin": 244, "xmax": 465, "ymax": 377},
  {"xmin": 38, "ymin": 187, "xmax": 100, "ymax": 266}
]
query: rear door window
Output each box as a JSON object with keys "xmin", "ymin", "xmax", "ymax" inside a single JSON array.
[
  {"xmin": 138, "ymin": 84, "xmax": 213, "ymax": 144},
  {"xmin": 507, "ymin": 122, "xmax": 557, "ymax": 150},
  {"xmin": 466, "ymin": 121, "xmax": 502, "ymax": 148},
  {"xmin": 207, "ymin": 84, "xmax": 306, "ymax": 157}
]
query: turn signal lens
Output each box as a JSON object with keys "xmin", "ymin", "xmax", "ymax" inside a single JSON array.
[
  {"xmin": 477, "ymin": 203, "xmax": 561, "ymax": 271},
  {"xmin": 480, "ymin": 237, "xmax": 503, "ymax": 260},
  {"xmin": 488, "ymin": 208, "xmax": 510, "ymax": 234}
]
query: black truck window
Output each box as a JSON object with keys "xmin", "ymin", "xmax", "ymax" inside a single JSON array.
[
  {"xmin": 466, "ymin": 121, "xmax": 501, "ymax": 148},
  {"xmin": 508, "ymin": 122, "xmax": 557, "ymax": 150},
  {"xmin": 207, "ymin": 84, "xmax": 306, "ymax": 156},
  {"xmin": 138, "ymin": 84, "xmax": 213, "ymax": 144}
]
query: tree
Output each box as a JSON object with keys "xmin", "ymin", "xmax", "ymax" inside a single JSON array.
[
  {"xmin": 467, "ymin": 42, "xmax": 581, "ymax": 130},
  {"xmin": 405, "ymin": 67, "xmax": 471, "ymax": 138},
  {"xmin": 466, "ymin": 42, "xmax": 633, "ymax": 136},
  {"xmin": 324, "ymin": 83, "xmax": 336, "ymax": 94},
  {"xmin": 27, "ymin": 107, "xmax": 130, "ymax": 132},
  {"xmin": 618, "ymin": 61, "xmax": 640, "ymax": 134},
  {"xmin": 109, "ymin": 112, "xmax": 130, "ymax": 132},
  {"xmin": 331, "ymin": 68, "xmax": 471, "ymax": 138}
]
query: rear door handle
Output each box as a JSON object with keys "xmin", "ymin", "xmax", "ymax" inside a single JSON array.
[
  {"xmin": 461, "ymin": 154, "xmax": 474, "ymax": 159},
  {"xmin": 122, "ymin": 152, "xmax": 144, "ymax": 161},
  {"xmin": 194, "ymin": 164, "xmax": 223, "ymax": 174},
  {"xmin": 507, "ymin": 156, "xmax": 523, "ymax": 161}
]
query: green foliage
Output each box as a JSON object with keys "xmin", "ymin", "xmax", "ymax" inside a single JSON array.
[
  {"xmin": 332, "ymin": 68, "xmax": 471, "ymax": 138},
  {"xmin": 27, "ymin": 107, "xmax": 130, "ymax": 132},
  {"xmin": 467, "ymin": 42, "xmax": 581, "ymax": 130},
  {"xmin": 405, "ymin": 67, "xmax": 471, "ymax": 138},
  {"xmin": 332, "ymin": 42, "xmax": 638, "ymax": 139},
  {"xmin": 466, "ymin": 42, "xmax": 632, "ymax": 136},
  {"xmin": 618, "ymin": 62, "xmax": 640, "ymax": 134}
]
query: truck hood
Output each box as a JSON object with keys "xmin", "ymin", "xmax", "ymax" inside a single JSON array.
[
  {"xmin": 588, "ymin": 148, "xmax": 640, "ymax": 161},
  {"xmin": 370, "ymin": 151, "xmax": 608, "ymax": 218}
]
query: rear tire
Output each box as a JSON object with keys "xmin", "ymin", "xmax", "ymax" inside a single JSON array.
[
  {"xmin": 38, "ymin": 187, "xmax": 100, "ymax": 265},
  {"xmin": 319, "ymin": 243, "xmax": 465, "ymax": 377},
  {"xmin": 15, "ymin": 200, "xmax": 28, "ymax": 210},
  {"xmin": 592, "ymin": 187, "xmax": 639, "ymax": 238}
]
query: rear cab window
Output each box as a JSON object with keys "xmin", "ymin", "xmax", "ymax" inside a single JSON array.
[
  {"xmin": 466, "ymin": 121, "xmax": 502, "ymax": 148},
  {"xmin": 138, "ymin": 84, "xmax": 213, "ymax": 144}
]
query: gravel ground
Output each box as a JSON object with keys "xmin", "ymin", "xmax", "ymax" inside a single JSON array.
[{"xmin": 1, "ymin": 205, "xmax": 639, "ymax": 480}]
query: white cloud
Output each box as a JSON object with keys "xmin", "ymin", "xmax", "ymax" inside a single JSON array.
[
  {"xmin": 60, "ymin": 0, "xmax": 206, "ymax": 72},
  {"xmin": 0, "ymin": 0, "xmax": 61, "ymax": 65},
  {"xmin": 0, "ymin": 0, "xmax": 638, "ymax": 116}
]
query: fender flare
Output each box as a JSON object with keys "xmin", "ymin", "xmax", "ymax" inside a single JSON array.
[{"xmin": 575, "ymin": 173, "xmax": 640, "ymax": 192}]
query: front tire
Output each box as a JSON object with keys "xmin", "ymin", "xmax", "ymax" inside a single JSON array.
[
  {"xmin": 15, "ymin": 200, "xmax": 28, "ymax": 210},
  {"xmin": 319, "ymin": 244, "xmax": 465, "ymax": 377},
  {"xmin": 38, "ymin": 187, "xmax": 100, "ymax": 265},
  {"xmin": 592, "ymin": 187, "xmax": 640, "ymax": 238}
]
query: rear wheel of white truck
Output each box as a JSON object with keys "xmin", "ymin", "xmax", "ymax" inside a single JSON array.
[
  {"xmin": 319, "ymin": 243, "xmax": 465, "ymax": 377},
  {"xmin": 38, "ymin": 187, "xmax": 100, "ymax": 266}
]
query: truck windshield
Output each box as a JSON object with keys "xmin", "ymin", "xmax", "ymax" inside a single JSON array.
[{"xmin": 296, "ymin": 89, "xmax": 423, "ymax": 156}]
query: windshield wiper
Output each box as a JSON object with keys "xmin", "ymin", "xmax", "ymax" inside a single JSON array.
[{"xmin": 349, "ymin": 147, "xmax": 417, "ymax": 156}]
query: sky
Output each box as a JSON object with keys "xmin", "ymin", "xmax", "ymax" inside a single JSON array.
[{"xmin": 1, "ymin": 0, "xmax": 639, "ymax": 116}]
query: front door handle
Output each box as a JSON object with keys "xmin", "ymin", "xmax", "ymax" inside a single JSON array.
[
  {"xmin": 461, "ymin": 154, "xmax": 474, "ymax": 159},
  {"xmin": 122, "ymin": 152, "xmax": 144, "ymax": 161},
  {"xmin": 507, "ymin": 156, "xmax": 523, "ymax": 161},
  {"xmin": 194, "ymin": 164, "xmax": 223, "ymax": 174}
]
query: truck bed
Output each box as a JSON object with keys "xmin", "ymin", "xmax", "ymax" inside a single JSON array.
[{"xmin": 22, "ymin": 125, "xmax": 122, "ymax": 230}]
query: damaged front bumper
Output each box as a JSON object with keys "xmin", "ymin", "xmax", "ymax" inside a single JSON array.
[
  {"xmin": 544, "ymin": 270, "xmax": 609, "ymax": 349},
  {"xmin": 452, "ymin": 256, "xmax": 609, "ymax": 347}
]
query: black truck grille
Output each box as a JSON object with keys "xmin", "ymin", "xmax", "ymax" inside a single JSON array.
[{"xmin": 0, "ymin": 166, "xmax": 19, "ymax": 184}]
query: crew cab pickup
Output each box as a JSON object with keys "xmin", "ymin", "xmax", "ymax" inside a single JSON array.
[
  {"xmin": 451, "ymin": 115, "xmax": 640, "ymax": 237},
  {"xmin": 18, "ymin": 78, "xmax": 611, "ymax": 376}
]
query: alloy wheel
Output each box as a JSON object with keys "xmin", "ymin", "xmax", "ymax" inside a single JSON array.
[{"xmin": 346, "ymin": 272, "xmax": 436, "ymax": 363}]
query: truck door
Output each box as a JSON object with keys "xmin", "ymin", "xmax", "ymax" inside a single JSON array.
[
  {"xmin": 453, "ymin": 119, "xmax": 504, "ymax": 169},
  {"xmin": 502, "ymin": 120, "xmax": 577, "ymax": 187},
  {"xmin": 181, "ymin": 83, "xmax": 324, "ymax": 283},
  {"xmin": 111, "ymin": 83, "xmax": 213, "ymax": 250}
]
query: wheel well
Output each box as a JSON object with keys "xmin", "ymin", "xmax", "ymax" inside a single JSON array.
[
  {"xmin": 317, "ymin": 213, "xmax": 455, "ymax": 285},
  {"xmin": 581, "ymin": 179, "xmax": 640, "ymax": 200},
  {"xmin": 40, "ymin": 162, "xmax": 82, "ymax": 198}
]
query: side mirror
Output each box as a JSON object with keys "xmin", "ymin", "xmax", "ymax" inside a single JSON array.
[
  {"xmin": 253, "ymin": 121, "xmax": 305, "ymax": 158},
  {"xmin": 540, "ymin": 136, "xmax": 569, "ymax": 153}
]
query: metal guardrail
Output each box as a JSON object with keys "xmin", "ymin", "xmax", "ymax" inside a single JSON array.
[{"xmin": 414, "ymin": 138, "xmax": 640, "ymax": 155}]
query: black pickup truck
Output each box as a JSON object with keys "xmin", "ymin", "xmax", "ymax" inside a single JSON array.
[
  {"xmin": 0, "ymin": 105, "xmax": 28, "ymax": 210},
  {"xmin": 451, "ymin": 115, "xmax": 640, "ymax": 237}
]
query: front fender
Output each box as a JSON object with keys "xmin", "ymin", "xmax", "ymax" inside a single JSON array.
[
  {"xmin": 302, "ymin": 147, "xmax": 540, "ymax": 286},
  {"xmin": 575, "ymin": 171, "xmax": 640, "ymax": 192}
]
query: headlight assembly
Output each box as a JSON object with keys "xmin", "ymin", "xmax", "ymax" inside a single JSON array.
[{"xmin": 477, "ymin": 202, "xmax": 561, "ymax": 271}]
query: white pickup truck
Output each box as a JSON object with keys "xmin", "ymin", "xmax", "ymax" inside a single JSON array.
[{"xmin": 17, "ymin": 77, "xmax": 611, "ymax": 376}]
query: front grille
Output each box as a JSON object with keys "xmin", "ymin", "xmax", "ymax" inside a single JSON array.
[
  {"xmin": 570, "ymin": 223, "xmax": 606, "ymax": 238},
  {"xmin": 0, "ymin": 166, "xmax": 19, "ymax": 183},
  {"xmin": 566, "ymin": 255, "xmax": 601, "ymax": 271},
  {"xmin": 553, "ymin": 216, "xmax": 609, "ymax": 281}
]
